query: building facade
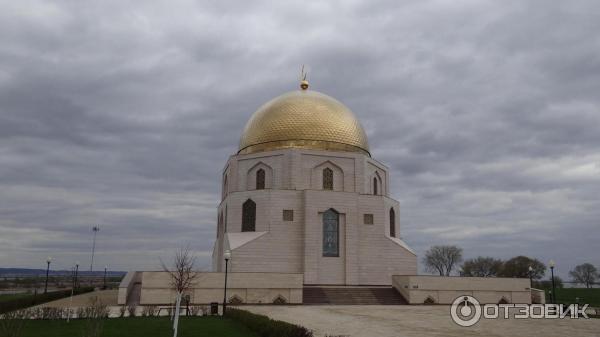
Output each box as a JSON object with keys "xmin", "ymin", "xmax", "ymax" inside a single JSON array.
[{"xmin": 211, "ymin": 82, "xmax": 417, "ymax": 285}]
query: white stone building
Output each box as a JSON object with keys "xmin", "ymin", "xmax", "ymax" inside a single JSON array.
[
  {"xmin": 211, "ymin": 82, "xmax": 417, "ymax": 285},
  {"xmin": 117, "ymin": 80, "xmax": 537, "ymax": 306}
]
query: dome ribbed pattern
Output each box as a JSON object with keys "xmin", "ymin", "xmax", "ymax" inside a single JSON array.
[{"xmin": 239, "ymin": 90, "xmax": 369, "ymax": 155}]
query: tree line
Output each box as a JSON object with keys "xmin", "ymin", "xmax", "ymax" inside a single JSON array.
[{"xmin": 423, "ymin": 245, "xmax": 599, "ymax": 288}]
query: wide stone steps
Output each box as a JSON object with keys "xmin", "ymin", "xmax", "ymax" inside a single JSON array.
[
  {"xmin": 126, "ymin": 282, "xmax": 142, "ymax": 306},
  {"xmin": 303, "ymin": 287, "xmax": 407, "ymax": 305}
]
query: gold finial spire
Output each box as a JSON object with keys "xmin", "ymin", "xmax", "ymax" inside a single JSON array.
[{"xmin": 300, "ymin": 65, "xmax": 309, "ymax": 90}]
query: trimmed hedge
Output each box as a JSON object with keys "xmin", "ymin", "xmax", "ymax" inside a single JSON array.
[
  {"xmin": 0, "ymin": 288, "xmax": 94, "ymax": 314},
  {"xmin": 227, "ymin": 308, "xmax": 313, "ymax": 337}
]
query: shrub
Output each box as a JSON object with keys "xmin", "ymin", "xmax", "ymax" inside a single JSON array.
[
  {"xmin": 188, "ymin": 305, "xmax": 201, "ymax": 316},
  {"xmin": 0, "ymin": 287, "xmax": 94, "ymax": 314},
  {"xmin": 40, "ymin": 307, "xmax": 64, "ymax": 320},
  {"xmin": 534, "ymin": 276, "xmax": 564, "ymax": 289},
  {"xmin": 80, "ymin": 297, "xmax": 108, "ymax": 337},
  {"xmin": 272, "ymin": 295, "xmax": 287, "ymax": 304},
  {"xmin": 119, "ymin": 305, "xmax": 126, "ymax": 318},
  {"xmin": 0, "ymin": 309, "xmax": 30, "ymax": 337},
  {"xmin": 227, "ymin": 308, "xmax": 313, "ymax": 337},
  {"xmin": 16, "ymin": 306, "xmax": 67, "ymax": 320},
  {"xmin": 198, "ymin": 305, "xmax": 209, "ymax": 316},
  {"xmin": 26, "ymin": 308, "xmax": 40, "ymax": 319},
  {"xmin": 78, "ymin": 297, "xmax": 109, "ymax": 320},
  {"xmin": 77, "ymin": 307, "xmax": 87, "ymax": 319},
  {"xmin": 127, "ymin": 305, "xmax": 137, "ymax": 317},
  {"xmin": 141, "ymin": 306, "xmax": 157, "ymax": 317}
]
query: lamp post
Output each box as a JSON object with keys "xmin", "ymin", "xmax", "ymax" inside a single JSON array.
[
  {"xmin": 528, "ymin": 266, "xmax": 533, "ymax": 289},
  {"xmin": 549, "ymin": 259, "xmax": 556, "ymax": 304},
  {"xmin": 103, "ymin": 265, "xmax": 108, "ymax": 290},
  {"xmin": 90, "ymin": 226, "xmax": 100, "ymax": 286},
  {"xmin": 44, "ymin": 257, "xmax": 52, "ymax": 294},
  {"xmin": 222, "ymin": 250, "xmax": 231, "ymax": 317},
  {"xmin": 68, "ymin": 265, "xmax": 76, "ymax": 323},
  {"xmin": 74, "ymin": 262, "xmax": 79, "ymax": 289}
]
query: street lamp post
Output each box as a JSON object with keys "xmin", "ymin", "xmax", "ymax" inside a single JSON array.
[
  {"xmin": 44, "ymin": 257, "xmax": 52, "ymax": 294},
  {"xmin": 528, "ymin": 266, "xmax": 533, "ymax": 289},
  {"xmin": 103, "ymin": 265, "xmax": 108, "ymax": 290},
  {"xmin": 549, "ymin": 259, "xmax": 556, "ymax": 304},
  {"xmin": 67, "ymin": 265, "xmax": 76, "ymax": 323},
  {"xmin": 90, "ymin": 226, "xmax": 100, "ymax": 286},
  {"xmin": 222, "ymin": 250, "xmax": 231, "ymax": 317},
  {"xmin": 74, "ymin": 262, "xmax": 79, "ymax": 289}
]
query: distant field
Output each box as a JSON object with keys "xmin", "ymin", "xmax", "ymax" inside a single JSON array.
[
  {"xmin": 546, "ymin": 288, "xmax": 600, "ymax": 307},
  {"xmin": 17, "ymin": 317, "xmax": 258, "ymax": 337}
]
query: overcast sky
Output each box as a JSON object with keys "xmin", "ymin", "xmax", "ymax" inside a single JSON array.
[{"xmin": 1, "ymin": 0, "xmax": 599, "ymax": 279}]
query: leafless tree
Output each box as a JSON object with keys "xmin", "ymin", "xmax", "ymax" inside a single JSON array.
[
  {"xmin": 569, "ymin": 263, "xmax": 598, "ymax": 288},
  {"xmin": 423, "ymin": 245, "xmax": 463, "ymax": 276},
  {"xmin": 161, "ymin": 246, "xmax": 198, "ymax": 337}
]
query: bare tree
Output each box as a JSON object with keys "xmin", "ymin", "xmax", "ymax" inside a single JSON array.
[
  {"xmin": 423, "ymin": 245, "xmax": 463, "ymax": 276},
  {"xmin": 569, "ymin": 263, "xmax": 598, "ymax": 288},
  {"xmin": 161, "ymin": 246, "xmax": 198, "ymax": 337}
]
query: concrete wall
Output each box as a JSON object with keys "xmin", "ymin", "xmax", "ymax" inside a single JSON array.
[
  {"xmin": 531, "ymin": 288, "xmax": 546, "ymax": 304},
  {"xmin": 225, "ymin": 190, "xmax": 305, "ymax": 274},
  {"xmin": 392, "ymin": 275, "xmax": 532, "ymax": 304},
  {"xmin": 132, "ymin": 271, "xmax": 303, "ymax": 305},
  {"xmin": 357, "ymin": 195, "xmax": 416, "ymax": 284},
  {"xmin": 221, "ymin": 148, "xmax": 391, "ymax": 201}
]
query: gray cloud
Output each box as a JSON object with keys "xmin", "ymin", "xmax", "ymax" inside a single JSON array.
[{"xmin": 0, "ymin": 0, "xmax": 599, "ymax": 278}]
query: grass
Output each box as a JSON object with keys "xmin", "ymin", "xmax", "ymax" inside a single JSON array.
[
  {"xmin": 0, "ymin": 293, "xmax": 31, "ymax": 303},
  {"xmin": 545, "ymin": 288, "xmax": 600, "ymax": 307},
  {"xmin": 18, "ymin": 317, "xmax": 259, "ymax": 337},
  {"xmin": 0, "ymin": 288, "xmax": 94, "ymax": 314}
]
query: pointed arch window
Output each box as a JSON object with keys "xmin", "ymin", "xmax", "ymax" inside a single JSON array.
[
  {"xmin": 389, "ymin": 208, "xmax": 396, "ymax": 237},
  {"xmin": 323, "ymin": 168, "xmax": 333, "ymax": 190},
  {"xmin": 256, "ymin": 169, "xmax": 265, "ymax": 190},
  {"xmin": 373, "ymin": 177, "xmax": 378, "ymax": 195},
  {"xmin": 323, "ymin": 209, "xmax": 339, "ymax": 257},
  {"xmin": 242, "ymin": 199, "xmax": 256, "ymax": 232}
]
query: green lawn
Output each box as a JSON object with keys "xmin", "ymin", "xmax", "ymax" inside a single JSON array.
[
  {"xmin": 18, "ymin": 317, "xmax": 259, "ymax": 337},
  {"xmin": 545, "ymin": 288, "xmax": 600, "ymax": 306},
  {"xmin": 0, "ymin": 293, "xmax": 31, "ymax": 303}
]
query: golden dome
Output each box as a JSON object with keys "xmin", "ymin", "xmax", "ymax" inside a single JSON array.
[{"xmin": 238, "ymin": 89, "xmax": 370, "ymax": 156}]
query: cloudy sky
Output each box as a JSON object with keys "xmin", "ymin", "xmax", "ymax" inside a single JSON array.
[{"xmin": 1, "ymin": 0, "xmax": 599, "ymax": 278}]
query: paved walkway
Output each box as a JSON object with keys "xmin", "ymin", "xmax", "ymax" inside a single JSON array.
[
  {"xmin": 39, "ymin": 290, "xmax": 118, "ymax": 308},
  {"xmin": 244, "ymin": 305, "xmax": 600, "ymax": 337}
]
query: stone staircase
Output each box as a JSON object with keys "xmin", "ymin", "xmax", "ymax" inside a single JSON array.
[
  {"xmin": 303, "ymin": 286, "xmax": 407, "ymax": 305},
  {"xmin": 126, "ymin": 282, "xmax": 142, "ymax": 306}
]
